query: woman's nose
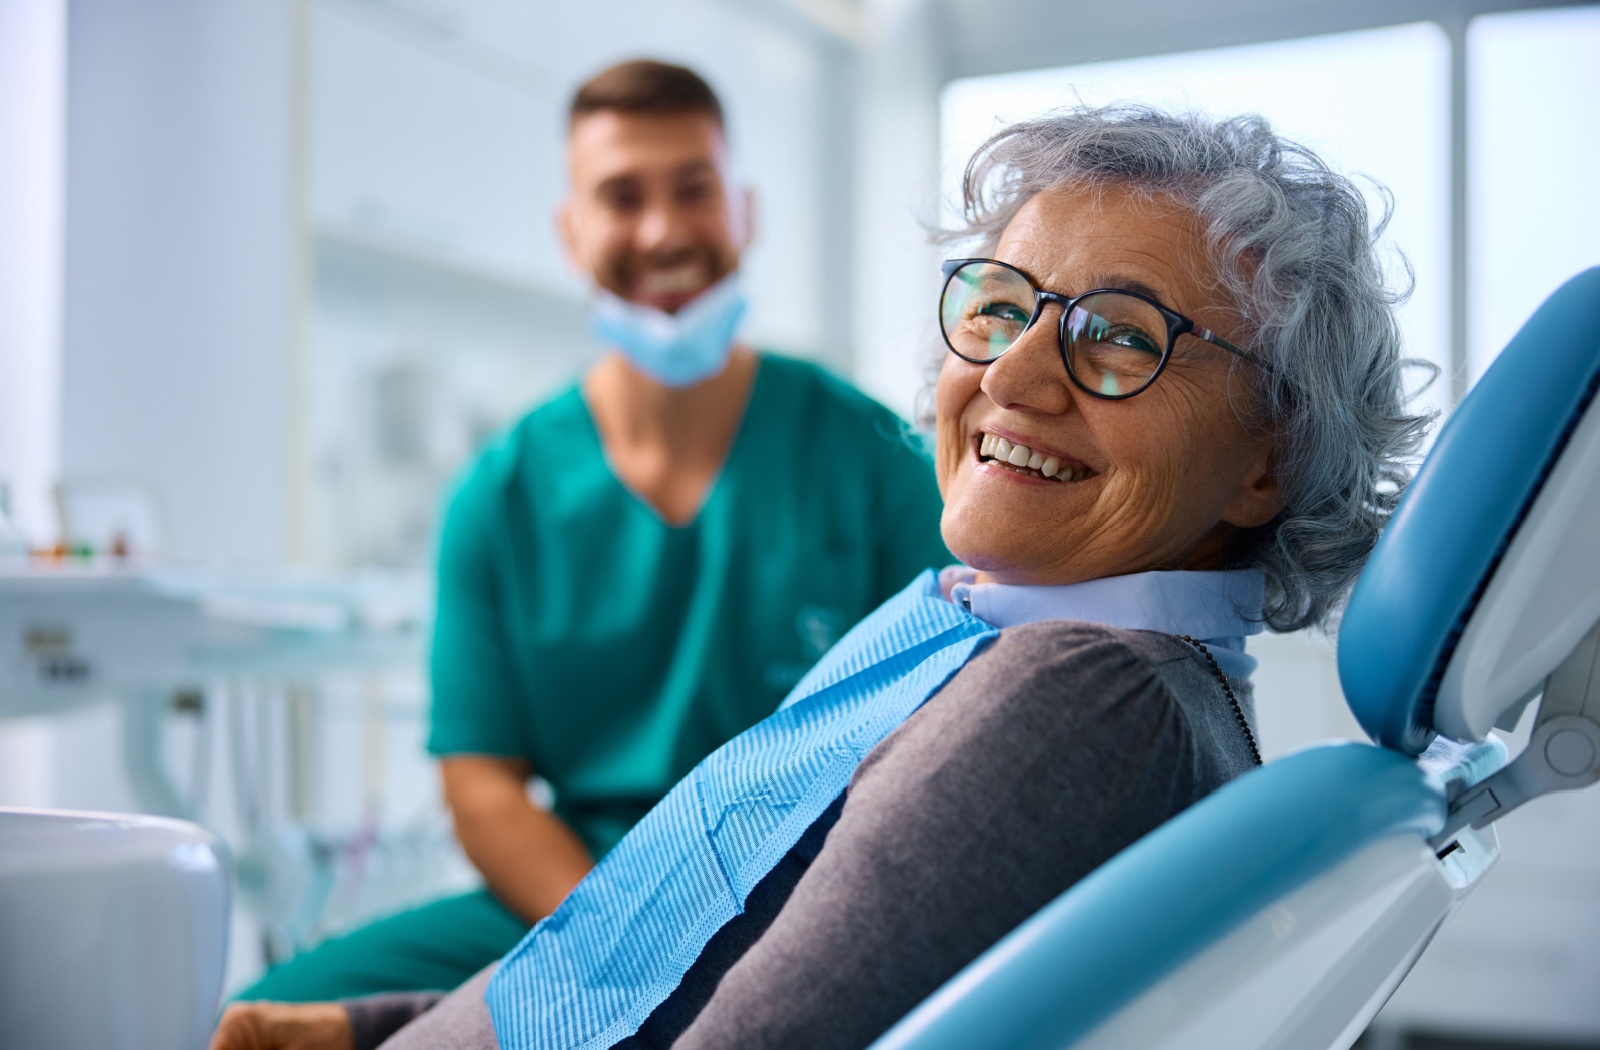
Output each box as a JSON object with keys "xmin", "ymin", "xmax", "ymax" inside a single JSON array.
[{"xmin": 979, "ymin": 307, "xmax": 1077, "ymax": 415}]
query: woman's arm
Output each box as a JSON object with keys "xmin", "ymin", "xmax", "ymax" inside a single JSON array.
[{"xmin": 441, "ymin": 755, "xmax": 594, "ymax": 924}]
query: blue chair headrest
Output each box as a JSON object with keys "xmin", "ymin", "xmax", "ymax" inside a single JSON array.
[{"xmin": 1339, "ymin": 268, "xmax": 1600, "ymax": 755}]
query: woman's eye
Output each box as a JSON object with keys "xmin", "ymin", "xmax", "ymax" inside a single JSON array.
[
  {"xmin": 1106, "ymin": 328, "xmax": 1162, "ymax": 355},
  {"xmin": 977, "ymin": 302, "xmax": 1031, "ymax": 326}
]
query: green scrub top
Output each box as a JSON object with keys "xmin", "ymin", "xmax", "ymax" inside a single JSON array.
[{"xmin": 428, "ymin": 354, "xmax": 950, "ymax": 860}]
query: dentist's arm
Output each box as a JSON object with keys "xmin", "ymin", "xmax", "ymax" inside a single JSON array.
[
  {"xmin": 440, "ymin": 755, "xmax": 594, "ymax": 924},
  {"xmin": 211, "ymin": 1002, "xmax": 351, "ymax": 1050}
]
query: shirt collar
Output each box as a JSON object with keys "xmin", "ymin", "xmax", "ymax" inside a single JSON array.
[{"xmin": 938, "ymin": 565, "xmax": 1265, "ymax": 681}]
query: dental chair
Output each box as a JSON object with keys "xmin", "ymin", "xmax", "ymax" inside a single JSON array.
[{"xmin": 870, "ymin": 266, "xmax": 1600, "ymax": 1050}]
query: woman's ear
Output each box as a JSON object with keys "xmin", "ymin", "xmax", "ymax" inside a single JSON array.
[{"xmin": 1223, "ymin": 446, "xmax": 1284, "ymax": 530}]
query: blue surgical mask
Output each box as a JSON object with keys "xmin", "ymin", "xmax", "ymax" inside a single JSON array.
[{"xmin": 592, "ymin": 273, "xmax": 748, "ymax": 388}]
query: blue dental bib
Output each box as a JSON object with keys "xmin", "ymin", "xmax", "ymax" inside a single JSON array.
[{"xmin": 486, "ymin": 570, "xmax": 998, "ymax": 1050}]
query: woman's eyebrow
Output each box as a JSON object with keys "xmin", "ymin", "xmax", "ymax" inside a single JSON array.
[{"xmin": 1083, "ymin": 274, "xmax": 1169, "ymax": 304}]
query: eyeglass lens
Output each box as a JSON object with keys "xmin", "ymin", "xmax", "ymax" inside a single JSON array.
[{"xmin": 941, "ymin": 261, "xmax": 1170, "ymax": 397}]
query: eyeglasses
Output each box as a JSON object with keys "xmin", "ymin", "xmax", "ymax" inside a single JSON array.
[{"xmin": 938, "ymin": 258, "xmax": 1266, "ymax": 400}]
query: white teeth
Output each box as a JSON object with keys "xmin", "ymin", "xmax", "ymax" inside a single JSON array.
[{"xmin": 979, "ymin": 431, "xmax": 1087, "ymax": 482}]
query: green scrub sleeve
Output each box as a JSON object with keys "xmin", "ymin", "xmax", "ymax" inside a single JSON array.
[
  {"xmin": 427, "ymin": 465, "xmax": 534, "ymax": 760},
  {"xmin": 874, "ymin": 427, "xmax": 954, "ymax": 597}
]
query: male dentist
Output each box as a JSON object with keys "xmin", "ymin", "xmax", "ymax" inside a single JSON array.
[{"xmin": 233, "ymin": 58, "xmax": 949, "ymax": 1005}]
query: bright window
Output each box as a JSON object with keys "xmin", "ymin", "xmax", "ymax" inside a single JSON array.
[{"xmin": 1467, "ymin": 6, "xmax": 1600, "ymax": 381}]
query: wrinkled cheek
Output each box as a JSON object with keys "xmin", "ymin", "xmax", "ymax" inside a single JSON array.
[
  {"xmin": 1115, "ymin": 471, "xmax": 1213, "ymax": 557},
  {"xmin": 933, "ymin": 399, "xmax": 972, "ymax": 497},
  {"xmin": 935, "ymin": 356, "xmax": 979, "ymax": 421},
  {"xmin": 934, "ymin": 433, "xmax": 962, "ymax": 498}
]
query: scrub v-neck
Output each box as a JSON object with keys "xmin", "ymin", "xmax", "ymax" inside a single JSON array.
[{"xmin": 577, "ymin": 356, "xmax": 769, "ymax": 531}]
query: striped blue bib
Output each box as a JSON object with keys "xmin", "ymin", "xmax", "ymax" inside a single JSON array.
[{"xmin": 485, "ymin": 570, "xmax": 998, "ymax": 1050}]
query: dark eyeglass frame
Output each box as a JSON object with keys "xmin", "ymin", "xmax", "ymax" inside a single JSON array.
[{"xmin": 939, "ymin": 257, "xmax": 1270, "ymax": 401}]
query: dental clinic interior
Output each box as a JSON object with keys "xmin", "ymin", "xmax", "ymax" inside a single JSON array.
[{"xmin": 2, "ymin": 0, "xmax": 1599, "ymax": 1048}]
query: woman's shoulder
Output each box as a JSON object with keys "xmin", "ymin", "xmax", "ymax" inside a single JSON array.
[
  {"xmin": 951, "ymin": 622, "xmax": 1225, "ymax": 734},
  {"xmin": 870, "ymin": 622, "xmax": 1229, "ymax": 800},
  {"xmin": 982, "ymin": 620, "xmax": 1198, "ymax": 685},
  {"xmin": 972, "ymin": 621, "xmax": 1257, "ymax": 775}
]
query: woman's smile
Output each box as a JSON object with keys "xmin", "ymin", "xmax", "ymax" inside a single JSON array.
[{"xmin": 971, "ymin": 427, "xmax": 1097, "ymax": 484}]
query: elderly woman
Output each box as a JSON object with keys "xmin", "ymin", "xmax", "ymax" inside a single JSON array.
[{"xmin": 213, "ymin": 103, "xmax": 1426, "ymax": 1050}]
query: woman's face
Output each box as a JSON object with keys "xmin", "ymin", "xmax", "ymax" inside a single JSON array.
[{"xmin": 936, "ymin": 182, "xmax": 1283, "ymax": 586}]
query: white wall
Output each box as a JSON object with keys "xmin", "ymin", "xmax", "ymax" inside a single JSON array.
[
  {"xmin": 0, "ymin": 0, "xmax": 68, "ymax": 813},
  {"xmin": 0, "ymin": 0, "xmax": 67, "ymax": 543},
  {"xmin": 59, "ymin": 0, "xmax": 304, "ymax": 565},
  {"xmin": 1466, "ymin": 5, "xmax": 1600, "ymax": 381}
]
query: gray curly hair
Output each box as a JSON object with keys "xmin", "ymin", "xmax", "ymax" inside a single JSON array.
[{"xmin": 943, "ymin": 103, "xmax": 1433, "ymax": 632}]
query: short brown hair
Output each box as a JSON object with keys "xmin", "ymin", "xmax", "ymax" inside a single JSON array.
[{"xmin": 569, "ymin": 59, "xmax": 724, "ymax": 130}]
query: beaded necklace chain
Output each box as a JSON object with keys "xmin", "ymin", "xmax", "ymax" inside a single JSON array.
[{"xmin": 1174, "ymin": 634, "xmax": 1262, "ymax": 767}]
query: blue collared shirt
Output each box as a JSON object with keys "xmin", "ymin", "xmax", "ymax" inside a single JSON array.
[{"xmin": 938, "ymin": 566, "xmax": 1265, "ymax": 682}]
